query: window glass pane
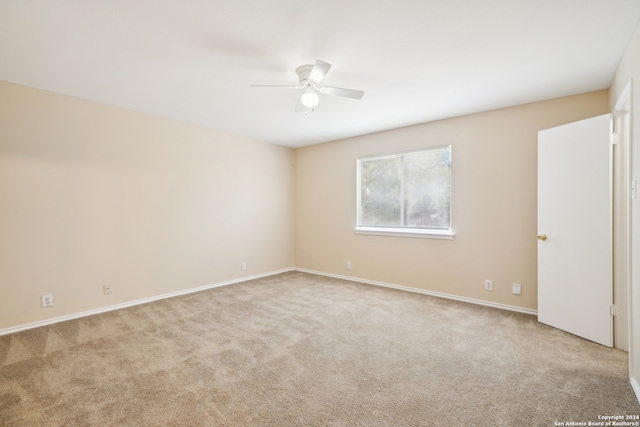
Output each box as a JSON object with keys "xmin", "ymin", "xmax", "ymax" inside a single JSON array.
[
  {"xmin": 360, "ymin": 157, "xmax": 401, "ymax": 226},
  {"xmin": 403, "ymin": 147, "xmax": 451, "ymax": 229},
  {"xmin": 357, "ymin": 146, "xmax": 451, "ymax": 233}
]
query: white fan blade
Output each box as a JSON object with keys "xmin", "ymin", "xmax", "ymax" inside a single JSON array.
[
  {"xmin": 320, "ymin": 86, "xmax": 364, "ymax": 100},
  {"xmin": 308, "ymin": 60, "xmax": 331, "ymax": 83},
  {"xmin": 251, "ymin": 84, "xmax": 301, "ymax": 89}
]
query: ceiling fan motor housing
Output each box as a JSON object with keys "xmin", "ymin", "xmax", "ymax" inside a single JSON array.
[{"xmin": 296, "ymin": 65, "xmax": 314, "ymax": 84}]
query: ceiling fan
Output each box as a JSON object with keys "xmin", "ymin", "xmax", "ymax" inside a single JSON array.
[{"xmin": 251, "ymin": 60, "xmax": 364, "ymax": 112}]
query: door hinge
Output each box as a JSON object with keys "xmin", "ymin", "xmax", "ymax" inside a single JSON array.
[
  {"xmin": 611, "ymin": 132, "xmax": 619, "ymax": 145},
  {"xmin": 611, "ymin": 305, "xmax": 618, "ymax": 316}
]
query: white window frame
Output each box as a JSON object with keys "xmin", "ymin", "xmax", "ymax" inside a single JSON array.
[{"xmin": 355, "ymin": 146, "xmax": 454, "ymax": 240}]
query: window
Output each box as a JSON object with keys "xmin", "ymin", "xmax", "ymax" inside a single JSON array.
[{"xmin": 356, "ymin": 146, "xmax": 453, "ymax": 239}]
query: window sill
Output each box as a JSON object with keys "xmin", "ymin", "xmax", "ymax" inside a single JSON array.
[{"xmin": 354, "ymin": 227, "xmax": 455, "ymax": 240}]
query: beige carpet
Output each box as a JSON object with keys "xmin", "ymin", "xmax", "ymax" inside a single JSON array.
[{"xmin": 1, "ymin": 271, "xmax": 638, "ymax": 426}]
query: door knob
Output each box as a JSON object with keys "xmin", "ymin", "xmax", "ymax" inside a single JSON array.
[{"xmin": 537, "ymin": 234, "xmax": 547, "ymax": 241}]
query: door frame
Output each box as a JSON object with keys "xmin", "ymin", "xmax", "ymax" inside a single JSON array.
[{"xmin": 614, "ymin": 81, "xmax": 632, "ymax": 351}]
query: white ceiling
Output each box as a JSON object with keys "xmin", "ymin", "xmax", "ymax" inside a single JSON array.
[{"xmin": 1, "ymin": 1, "xmax": 639, "ymax": 148}]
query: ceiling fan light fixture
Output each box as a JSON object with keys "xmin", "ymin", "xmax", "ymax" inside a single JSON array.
[{"xmin": 301, "ymin": 90, "xmax": 319, "ymax": 108}]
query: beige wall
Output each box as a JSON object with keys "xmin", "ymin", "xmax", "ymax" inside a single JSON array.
[
  {"xmin": 0, "ymin": 79, "xmax": 616, "ymax": 331},
  {"xmin": 294, "ymin": 91, "xmax": 609, "ymax": 311},
  {"xmin": 609, "ymin": 17, "xmax": 640, "ymax": 394},
  {"xmin": 0, "ymin": 81, "xmax": 295, "ymax": 331}
]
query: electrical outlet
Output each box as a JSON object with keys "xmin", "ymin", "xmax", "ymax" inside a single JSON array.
[
  {"xmin": 103, "ymin": 284, "xmax": 112, "ymax": 295},
  {"xmin": 346, "ymin": 261, "xmax": 352, "ymax": 270},
  {"xmin": 41, "ymin": 294, "xmax": 53, "ymax": 308},
  {"xmin": 241, "ymin": 262, "xmax": 247, "ymax": 271},
  {"xmin": 484, "ymin": 280, "xmax": 493, "ymax": 291}
]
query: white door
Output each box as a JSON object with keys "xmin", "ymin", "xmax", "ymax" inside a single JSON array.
[{"xmin": 538, "ymin": 114, "xmax": 613, "ymax": 347}]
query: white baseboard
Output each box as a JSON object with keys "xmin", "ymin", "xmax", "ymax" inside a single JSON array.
[
  {"xmin": 0, "ymin": 268, "xmax": 295, "ymax": 337},
  {"xmin": 631, "ymin": 376, "xmax": 640, "ymax": 405},
  {"xmin": 295, "ymin": 268, "xmax": 538, "ymax": 316},
  {"xmin": 1, "ymin": 267, "xmax": 536, "ymax": 337}
]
